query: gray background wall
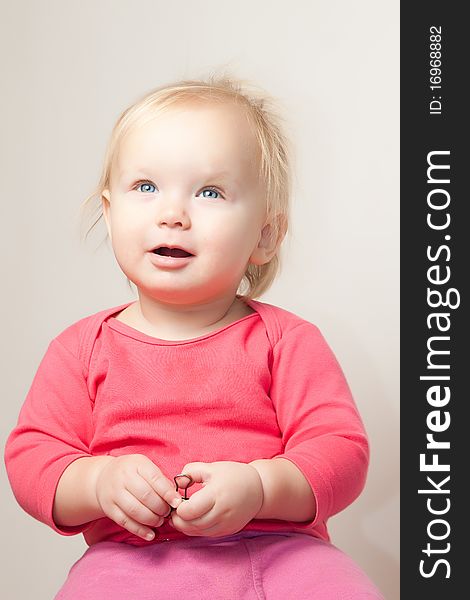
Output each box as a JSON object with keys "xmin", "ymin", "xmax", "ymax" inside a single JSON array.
[{"xmin": 1, "ymin": 1, "xmax": 399, "ymax": 598}]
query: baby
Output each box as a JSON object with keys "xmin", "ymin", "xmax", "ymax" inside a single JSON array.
[{"xmin": 4, "ymin": 75, "xmax": 384, "ymax": 599}]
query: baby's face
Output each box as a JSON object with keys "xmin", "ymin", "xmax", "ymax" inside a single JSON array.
[{"xmin": 102, "ymin": 102, "xmax": 270, "ymax": 304}]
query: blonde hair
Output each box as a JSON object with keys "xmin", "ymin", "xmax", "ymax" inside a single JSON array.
[{"xmin": 80, "ymin": 72, "xmax": 294, "ymax": 300}]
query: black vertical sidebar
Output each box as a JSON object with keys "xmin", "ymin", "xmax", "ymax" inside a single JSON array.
[{"xmin": 401, "ymin": 3, "xmax": 467, "ymax": 598}]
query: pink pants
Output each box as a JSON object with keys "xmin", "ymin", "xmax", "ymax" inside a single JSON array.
[{"xmin": 54, "ymin": 531, "xmax": 384, "ymax": 599}]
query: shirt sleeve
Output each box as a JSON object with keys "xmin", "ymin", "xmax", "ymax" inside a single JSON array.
[
  {"xmin": 270, "ymin": 322, "xmax": 370, "ymax": 528},
  {"xmin": 3, "ymin": 337, "xmax": 96, "ymax": 536}
]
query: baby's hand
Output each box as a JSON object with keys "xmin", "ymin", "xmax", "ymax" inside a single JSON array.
[
  {"xmin": 168, "ymin": 461, "xmax": 263, "ymax": 537},
  {"xmin": 94, "ymin": 454, "xmax": 183, "ymax": 541}
]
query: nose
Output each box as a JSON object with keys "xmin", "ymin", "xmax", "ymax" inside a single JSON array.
[{"xmin": 157, "ymin": 195, "xmax": 191, "ymax": 229}]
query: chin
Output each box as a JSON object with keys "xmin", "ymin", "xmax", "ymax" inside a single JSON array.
[{"xmin": 136, "ymin": 285, "xmax": 201, "ymax": 305}]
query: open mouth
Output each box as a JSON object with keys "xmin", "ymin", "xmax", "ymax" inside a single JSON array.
[{"xmin": 152, "ymin": 247, "xmax": 193, "ymax": 258}]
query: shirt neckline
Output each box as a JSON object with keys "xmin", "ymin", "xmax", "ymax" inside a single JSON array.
[{"xmin": 105, "ymin": 297, "xmax": 261, "ymax": 346}]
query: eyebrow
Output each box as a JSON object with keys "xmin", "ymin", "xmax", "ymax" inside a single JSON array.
[
  {"xmin": 120, "ymin": 170, "xmax": 240, "ymax": 195},
  {"xmin": 120, "ymin": 168, "xmax": 233, "ymax": 181}
]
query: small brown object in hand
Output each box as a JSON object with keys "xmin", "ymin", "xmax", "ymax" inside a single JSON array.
[
  {"xmin": 173, "ymin": 473, "xmax": 193, "ymax": 500},
  {"xmin": 166, "ymin": 473, "xmax": 193, "ymax": 519}
]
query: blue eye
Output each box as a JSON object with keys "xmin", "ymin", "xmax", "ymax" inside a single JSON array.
[
  {"xmin": 199, "ymin": 187, "xmax": 222, "ymax": 199},
  {"xmin": 136, "ymin": 182, "xmax": 156, "ymax": 193},
  {"xmin": 134, "ymin": 182, "xmax": 223, "ymax": 199}
]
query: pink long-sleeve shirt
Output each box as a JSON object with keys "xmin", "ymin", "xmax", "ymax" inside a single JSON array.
[{"xmin": 4, "ymin": 298, "xmax": 369, "ymax": 547}]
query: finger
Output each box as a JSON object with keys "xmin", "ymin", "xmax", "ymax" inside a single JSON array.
[
  {"xmin": 173, "ymin": 473, "xmax": 194, "ymax": 492},
  {"xmin": 137, "ymin": 464, "xmax": 183, "ymax": 509},
  {"xmin": 169, "ymin": 512, "xmax": 224, "ymax": 537},
  {"xmin": 126, "ymin": 477, "xmax": 173, "ymax": 517},
  {"xmin": 170, "ymin": 508, "xmax": 214, "ymax": 531},
  {"xmin": 119, "ymin": 487, "xmax": 165, "ymax": 527},
  {"xmin": 180, "ymin": 462, "xmax": 211, "ymax": 485},
  {"xmin": 109, "ymin": 501, "xmax": 161, "ymax": 541},
  {"xmin": 175, "ymin": 486, "xmax": 216, "ymax": 521}
]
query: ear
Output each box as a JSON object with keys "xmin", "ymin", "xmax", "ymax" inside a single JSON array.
[
  {"xmin": 101, "ymin": 189, "xmax": 112, "ymax": 242},
  {"xmin": 249, "ymin": 214, "xmax": 288, "ymax": 266}
]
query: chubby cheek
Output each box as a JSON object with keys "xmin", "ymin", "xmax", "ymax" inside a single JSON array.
[
  {"xmin": 209, "ymin": 228, "xmax": 255, "ymax": 269},
  {"xmin": 110, "ymin": 224, "xmax": 144, "ymax": 266}
]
